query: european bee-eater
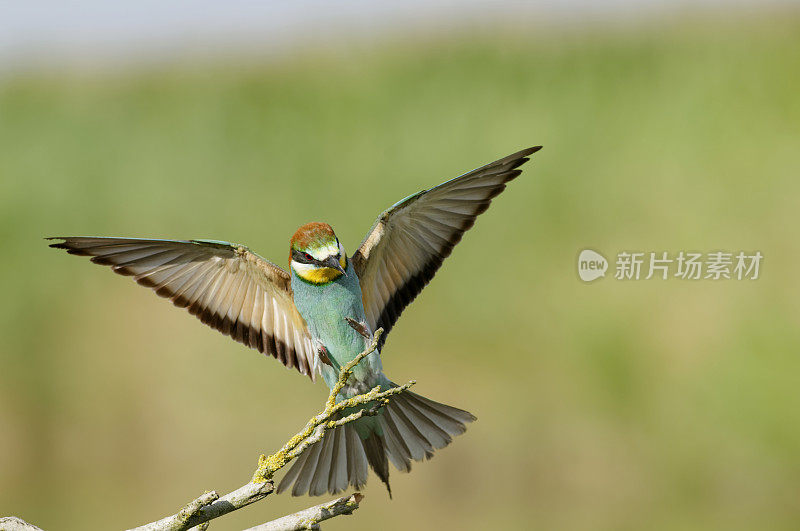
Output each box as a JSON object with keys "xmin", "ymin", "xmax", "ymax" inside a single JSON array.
[{"xmin": 49, "ymin": 146, "xmax": 541, "ymax": 496}]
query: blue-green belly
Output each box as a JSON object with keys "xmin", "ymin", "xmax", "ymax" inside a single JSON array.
[{"xmin": 290, "ymin": 261, "xmax": 384, "ymax": 392}]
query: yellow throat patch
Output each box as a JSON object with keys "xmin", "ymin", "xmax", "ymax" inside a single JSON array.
[
  {"xmin": 296, "ymin": 266, "xmax": 343, "ymax": 285},
  {"xmin": 292, "ymin": 254, "xmax": 347, "ymax": 285}
]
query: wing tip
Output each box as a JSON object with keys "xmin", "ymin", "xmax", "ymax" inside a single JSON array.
[
  {"xmin": 509, "ymin": 145, "xmax": 542, "ymax": 164},
  {"xmin": 46, "ymin": 237, "xmax": 67, "ymax": 248},
  {"xmin": 502, "ymin": 145, "xmax": 542, "ymax": 174},
  {"xmin": 47, "ymin": 237, "xmax": 93, "ymax": 256},
  {"xmin": 521, "ymin": 145, "xmax": 543, "ymax": 156}
]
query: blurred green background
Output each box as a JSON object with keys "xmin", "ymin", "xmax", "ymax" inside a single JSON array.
[{"xmin": 1, "ymin": 11, "xmax": 800, "ymax": 531}]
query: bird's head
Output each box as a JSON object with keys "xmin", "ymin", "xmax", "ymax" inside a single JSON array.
[{"xmin": 289, "ymin": 222, "xmax": 348, "ymax": 285}]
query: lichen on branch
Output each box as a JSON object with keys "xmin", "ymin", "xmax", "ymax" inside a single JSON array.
[
  {"xmin": 5, "ymin": 327, "xmax": 410, "ymax": 531},
  {"xmin": 252, "ymin": 327, "xmax": 416, "ymax": 482}
]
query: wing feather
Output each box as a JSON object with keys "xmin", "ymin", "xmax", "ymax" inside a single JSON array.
[
  {"xmin": 353, "ymin": 147, "xmax": 541, "ymax": 346},
  {"xmin": 49, "ymin": 237, "xmax": 317, "ymax": 380}
]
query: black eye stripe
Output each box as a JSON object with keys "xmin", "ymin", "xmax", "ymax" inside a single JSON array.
[
  {"xmin": 292, "ymin": 249, "xmax": 314, "ymax": 264},
  {"xmin": 292, "ymin": 249, "xmax": 342, "ymax": 267}
]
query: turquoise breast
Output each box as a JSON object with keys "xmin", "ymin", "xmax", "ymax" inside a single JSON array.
[{"xmin": 290, "ymin": 259, "xmax": 384, "ymax": 390}]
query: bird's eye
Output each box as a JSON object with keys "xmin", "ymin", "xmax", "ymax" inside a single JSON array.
[{"xmin": 303, "ymin": 252, "xmax": 313, "ymax": 261}]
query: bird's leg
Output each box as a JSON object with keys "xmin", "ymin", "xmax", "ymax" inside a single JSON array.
[
  {"xmin": 316, "ymin": 342, "xmax": 334, "ymax": 368},
  {"xmin": 344, "ymin": 317, "xmax": 371, "ymax": 340}
]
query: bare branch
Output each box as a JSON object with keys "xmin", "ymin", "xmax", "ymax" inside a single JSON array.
[
  {"xmin": 0, "ymin": 516, "xmax": 45, "ymax": 531},
  {"xmin": 127, "ymin": 482, "xmax": 274, "ymax": 531},
  {"xmin": 242, "ymin": 493, "xmax": 363, "ymax": 531}
]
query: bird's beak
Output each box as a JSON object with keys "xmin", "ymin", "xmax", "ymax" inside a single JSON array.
[{"xmin": 324, "ymin": 255, "xmax": 347, "ymax": 276}]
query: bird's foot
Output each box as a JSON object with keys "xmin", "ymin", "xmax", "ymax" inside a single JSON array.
[{"xmin": 344, "ymin": 317, "xmax": 371, "ymax": 339}]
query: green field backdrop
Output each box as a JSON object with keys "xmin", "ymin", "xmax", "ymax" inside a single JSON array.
[{"xmin": 1, "ymin": 13, "xmax": 799, "ymax": 530}]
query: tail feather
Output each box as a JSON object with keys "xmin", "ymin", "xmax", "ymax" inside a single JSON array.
[
  {"xmin": 292, "ymin": 436, "xmax": 324, "ymax": 496},
  {"xmin": 395, "ymin": 398, "xmax": 451, "ymax": 448},
  {"xmin": 385, "ymin": 400, "xmax": 434, "ymax": 461},
  {"xmin": 345, "ymin": 424, "xmax": 368, "ymax": 489},
  {"xmin": 380, "ymin": 410, "xmax": 413, "ymax": 472},
  {"xmin": 310, "ymin": 426, "xmax": 335, "ymax": 496},
  {"xmin": 327, "ymin": 423, "xmax": 348, "ymax": 493},
  {"xmin": 277, "ymin": 389, "xmax": 475, "ymax": 497},
  {"xmin": 276, "ymin": 440, "xmax": 307, "ymax": 491},
  {"xmin": 362, "ymin": 431, "xmax": 391, "ymax": 497},
  {"xmin": 404, "ymin": 392, "xmax": 474, "ymax": 436},
  {"xmin": 379, "ymin": 390, "xmax": 475, "ymax": 473}
]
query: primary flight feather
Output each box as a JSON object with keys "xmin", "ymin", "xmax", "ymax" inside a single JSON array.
[{"xmin": 49, "ymin": 145, "xmax": 542, "ymax": 496}]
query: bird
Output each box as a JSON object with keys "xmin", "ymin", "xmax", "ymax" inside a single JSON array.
[{"xmin": 49, "ymin": 146, "xmax": 541, "ymax": 497}]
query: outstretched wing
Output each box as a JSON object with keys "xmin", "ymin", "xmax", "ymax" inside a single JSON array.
[
  {"xmin": 49, "ymin": 237, "xmax": 317, "ymax": 379},
  {"xmin": 352, "ymin": 146, "xmax": 541, "ymax": 347}
]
